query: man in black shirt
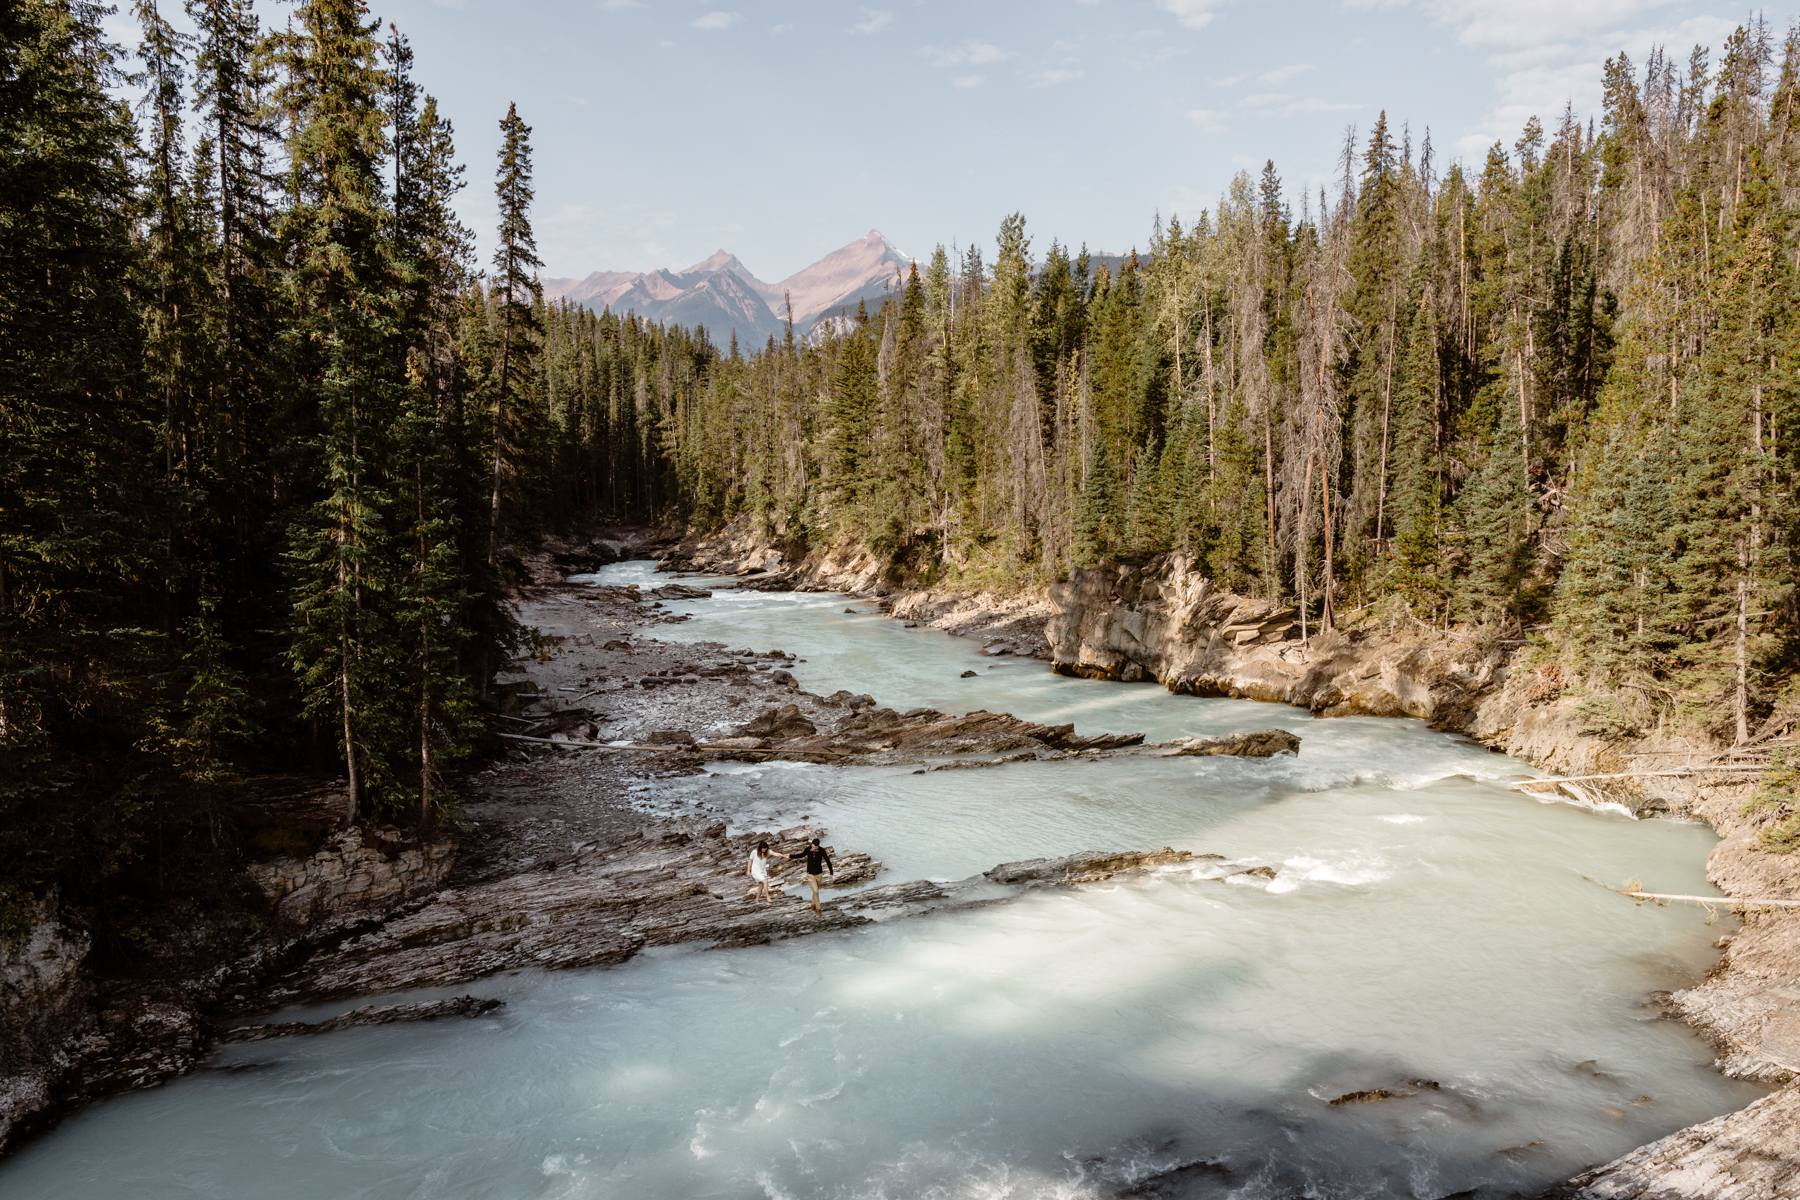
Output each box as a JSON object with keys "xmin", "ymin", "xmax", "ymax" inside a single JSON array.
[{"xmin": 785, "ymin": 837, "xmax": 834, "ymax": 916}]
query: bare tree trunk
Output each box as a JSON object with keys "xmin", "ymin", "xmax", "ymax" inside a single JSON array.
[
  {"xmin": 1320, "ymin": 462, "xmax": 1336, "ymax": 632},
  {"xmin": 342, "ymin": 387, "xmax": 363, "ymax": 823},
  {"xmin": 1735, "ymin": 535, "xmax": 1750, "ymax": 745},
  {"xmin": 418, "ymin": 462, "xmax": 432, "ymax": 824},
  {"xmin": 1202, "ymin": 307, "xmax": 1217, "ymax": 499},
  {"xmin": 490, "ymin": 273, "xmax": 513, "ymax": 568},
  {"xmin": 1297, "ymin": 454, "xmax": 1313, "ymax": 642},
  {"xmin": 1263, "ymin": 408, "xmax": 1276, "ymax": 594},
  {"xmin": 340, "ymin": 620, "xmax": 359, "ymax": 824},
  {"xmin": 1375, "ymin": 299, "xmax": 1397, "ymax": 549}
]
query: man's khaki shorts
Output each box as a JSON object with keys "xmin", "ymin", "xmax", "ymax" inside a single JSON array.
[{"xmin": 806, "ymin": 872, "xmax": 824, "ymax": 898}]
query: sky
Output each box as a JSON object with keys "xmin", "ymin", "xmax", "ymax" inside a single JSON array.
[{"xmin": 118, "ymin": 0, "xmax": 1779, "ymax": 279}]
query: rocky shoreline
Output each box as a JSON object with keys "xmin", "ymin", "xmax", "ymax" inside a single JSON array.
[
  {"xmin": 0, "ymin": 538, "xmax": 1297, "ymax": 1161},
  {"xmin": 667, "ymin": 525, "xmax": 1800, "ymax": 1198}
]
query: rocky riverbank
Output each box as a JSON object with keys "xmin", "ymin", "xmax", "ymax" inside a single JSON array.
[
  {"xmin": 0, "ymin": 538, "xmax": 1293, "ymax": 1161},
  {"xmin": 668, "ymin": 526, "xmax": 1800, "ymax": 1198},
  {"xmin": 6, "ymin": 529, "xmax": 1795, "ymax": 1192},
  {"xmin": 0, "ymin": 808, "xmax": 455, "ymax": 1155}
]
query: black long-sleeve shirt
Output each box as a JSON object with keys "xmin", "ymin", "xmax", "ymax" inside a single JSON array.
[{"xmin": 790, "ymin": 844, "xmax": 833, "ymax": 875}]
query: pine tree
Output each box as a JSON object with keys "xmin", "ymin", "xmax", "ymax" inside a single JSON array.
[
  {"xmin": 132, "ymin": 0, "xmax": 201, "ymax": 608},
  {"xmin": 1074, "ymin": 440, "xmax": 1121, "ymax": 568},
  {"xmin": 1387, "ymin": 285, "xmax": 1445, "ymax": 616},
  {"xmin": 1, "ymin": 0, "xmax": 160, "ymax": 892},
  {"xmin": 1453, "ymin": 400, "xmax": 1530, "ymax": 625},
  {"xmin": 820, "ymin": 304, "xmax": 879, "ymax": 527},
  {"xmin": 280, "ymin": 0, "xmax": 402, "ymax": 821},
  {"xmin": 488, "ymin": 101, "xmax": 545, "ymax": 564}
]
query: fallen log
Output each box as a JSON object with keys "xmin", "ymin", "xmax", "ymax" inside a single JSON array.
[
  {"xmin": 495, "ymin": 731, "xmax": 835, "ymax": 761},
  {"xmin": 1510, "ymin": 766, "xmax": 1764, "ymax": 790},
  {"xmin": 1620, "ymin": 890, "xmax": 1800, "ymax": 910}
]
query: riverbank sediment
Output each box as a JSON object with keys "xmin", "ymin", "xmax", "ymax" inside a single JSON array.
[{"xmin": 665, "ymin": 524, "xmax": 1800, "ymax": 1198}]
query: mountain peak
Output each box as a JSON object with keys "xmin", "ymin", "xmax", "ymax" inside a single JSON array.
[
  {"xmin": 542, "ymin": 231, "xmax": 907, "ymax": 344},
  {"xmin": 682, "ymin": 248, "xmax": 746, "ymax": 276}
]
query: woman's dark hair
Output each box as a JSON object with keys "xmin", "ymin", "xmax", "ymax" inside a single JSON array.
[{"xmin": 756, "ymin": 840, "xmax": 768, "ymax": 852}]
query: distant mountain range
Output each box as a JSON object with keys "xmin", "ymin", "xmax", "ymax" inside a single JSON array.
[{"xmin": 542, "ymin": 230, "xmax": 910, "ymax": 345}]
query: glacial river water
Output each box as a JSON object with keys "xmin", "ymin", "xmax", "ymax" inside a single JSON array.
[{"xmin": 0, "ymin": 562, "xmax": 1764, "ymax": 1199}]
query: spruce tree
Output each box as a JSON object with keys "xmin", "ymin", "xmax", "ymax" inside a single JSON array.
[
  {"xmin": 1387, "ymin": 286, "xmax": 1445, "ymax": 616},
  {"xmin": 1074, "ymin": 441, "xmax": 1121, "ymax": 568},
  {"xmin": 488, "ymin": 101, "xmax": 545, "ymax": 564},
  {"xmin": 1, "ymin": 0, "xmax": 160, "ymax": 893},
  {"xmin": 280, "ymin": 0, "xmax": 402, "ymax": 821}
]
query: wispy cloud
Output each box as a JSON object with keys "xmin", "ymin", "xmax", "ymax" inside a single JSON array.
[
  {"xmin": 1364, "ymin": 0, "xmax": 1737, "ymax": 166},
  {"xmin": 597, "ymin": 0, "xmax": 642, "ymax": 9},
  {"xmin": 953, "ymin": 74, "xmax": 986, "ymax": 89},
  {"xmin": 1104, "ymin": 27, "xmax": 1188, "ymax": 65},
  {"xmin": 1238, "ymin": 91, "xmax": 1361, "ymax": 115},
  {"xmin": 1029, "ymin": 66, "xmax": 1086, "ymax": 88},
  {"xmin": 1282, "ymin": 97, "xmax": 1364, "ymax": 113},
  {"xmin": 1187, "ymin": 108, "xmax": 1225, "ymax": 133},
  {"xmin": 1156, "ymin": 0, "xmax": 1225, "ymax": 31},
  {"xmin": 850, "ymin": 7, "xmax": 894, "ymax": 35},
  {"xmin": 1215, "ymin": 62, "xmax": 1312, "ymax": 88},
  {"xmin": 689, "ymin": 10, "xmax": 739, "ymax": 31},
  {"xmin": 926, "ymin": 40, "xmax": 1013, "ymax": 68},
  {"xmin": 1352, "ymin": 0, "xmax": 1677, "ymax": 49}
]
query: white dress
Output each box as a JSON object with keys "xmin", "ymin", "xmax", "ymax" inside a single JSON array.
[{"xmin": 749, "ymin": 851, "xmax": 770, "ymax": 883}]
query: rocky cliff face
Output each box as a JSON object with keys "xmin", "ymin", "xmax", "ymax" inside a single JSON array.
[
  {"xmin": 1046, "ymin": 556, "xmax": 1498, "ymax": 719},
  {"xmin": 1042, "ymin": 556, "xmax": 1737, "ymax": 812},
  {"xmin": 0, "ymin": 899, "xmax": 91, "ymax": 1153},
  {"xmin": 246, "ymin": 826, "xmax": 456, "ymax": 931},
  {"xmin": 0, "ymin": 822, "xmax": 455, "ymax": 1155}
]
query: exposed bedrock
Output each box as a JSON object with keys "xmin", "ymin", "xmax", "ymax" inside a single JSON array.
[
  {"xmin": 1547, "ymin": 1083, "xmax": 1800, "ymax": 1199},
  {"xmin": 220, "ymin": 995, "xmax": 504, "ymax": 1043},
  {"xmin": 0, "ymin": 898, "xmax": 91, "ymax": 1155},
  {"xmin": 707, "ymin": 702, "xmax": 1152, "ymax": 765},
  {"xmin": 0, "ymin": 818, "xmax": 455, "ymax": 1155},
  {"xmin": 267, "ymin": 840, "xmax": 1224, "ymax": 1005},
  {"xmin": 1046, "ymin": 554, "xmax": 1495, "ymax": 723}
]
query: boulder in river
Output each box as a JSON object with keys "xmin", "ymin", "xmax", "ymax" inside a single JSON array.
[
  {"xmin": 1327, "ymin": 1079, "xmax": 1441, "ymax": 1106},
  {"xmin": 1157, "ymin": 729, "xmax": 1300, "ymax": 758},
  {"xmin": 649, "ymin": 584, "xmax": 713, "ymax": 600},
  {"xmin": 985, "ymin": 847, "xmax": 1195, "ymax": 886},
  {"xmin": 731, "ymin": 704, "xmax": 818, "ymax": 739}
]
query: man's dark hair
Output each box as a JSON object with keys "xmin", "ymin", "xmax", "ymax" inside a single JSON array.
[{"xmin": 809, "ymin": 837, "xmax": 821, "ymax": 846}]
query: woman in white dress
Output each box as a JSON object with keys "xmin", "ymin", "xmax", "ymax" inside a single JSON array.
[{"xmin": 746, "ymin": 840, "xmax": 775, "ymax": 906}]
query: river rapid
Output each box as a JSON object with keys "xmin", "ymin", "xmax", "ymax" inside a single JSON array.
[{"xmin": 0, "ymin": 562, "xmax": 1764, "ymax": 1199}]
